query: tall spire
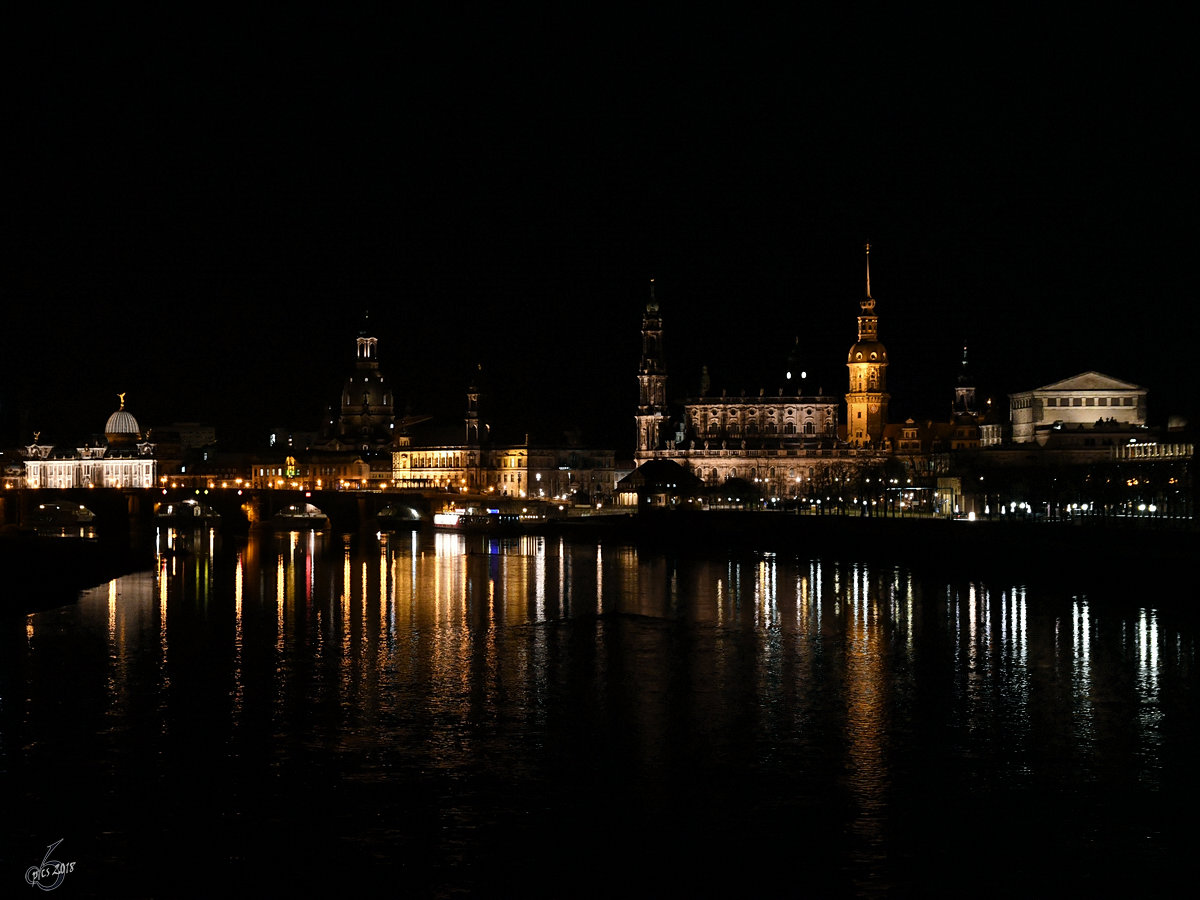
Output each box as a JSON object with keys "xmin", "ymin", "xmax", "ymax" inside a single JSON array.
[
  {"xmin": 862, "ymin": 242, "xmax": 875, "ymax": 310},
  {"xmin": 636, "ymin": 280, "xmax": 668, "ymax": 457}
]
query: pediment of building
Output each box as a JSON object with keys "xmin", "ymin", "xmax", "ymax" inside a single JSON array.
[{"xmin": 1036, "ymin": 371, "xmax": 1142, "ymax": 393}]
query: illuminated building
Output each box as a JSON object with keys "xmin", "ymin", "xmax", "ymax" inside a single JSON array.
[
  {"xmin": 845, "ymin": 243, "xmax": 889, "ymax": 447},
  {"xmin": 22, "ymin": 394, "xmax": 162, "ymax": 489},
  {"xmin": 987, "ymin": 371, "xmax": 1149, "ymax": 447},
  {"xmin": 632, "ymin": 251, "xmax": 889, "ymax": 500},
  {"xmin": 390, "ymin": 365, "xmax": 618, "ymax": 503}
]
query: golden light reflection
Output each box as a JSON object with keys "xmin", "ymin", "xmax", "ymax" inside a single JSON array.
[
  {"xmin": 755, "ymin": 555, "xmax": 777, "ymax": 628},
  {"xmin": 595, "ymin": 543, "xmax": 604, "ymax": 615},
  {"xmin": 158, "ymin": 557, "xmax": 169, "ymax": 677},
  {"xmin": 380, "ymin": 537, "xmax": 389, "ymax": 638},
  {"xmin": 108, "ymin": 579, "xmax": 117, "ymax": 642},
  {"xmin": 276, "ymin": 554, "xmax": 285, "ymax": 654},
  {"xmin": 233, "ymin": 551, "xmax": 244, "ymax": 724},
  {"xmin": 841, "ymin": 564, "xmax": 889, "ymax": 880}
]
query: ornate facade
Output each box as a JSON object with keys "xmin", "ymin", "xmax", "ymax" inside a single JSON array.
[
  {"xmin": 23, "ymin": 395, "xmax": 161, "ymax": 489},
  {"xmin": 634, "ymin": 249, "xmax": 891, "ymax": 499}
]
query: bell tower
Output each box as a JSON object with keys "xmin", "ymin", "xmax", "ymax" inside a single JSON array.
[
  {"xmin": 953, "ymin": 343, "xmax": 978, "ymax": 419},
  {"xmin": 635, "ymin": 279, "xmax": 669, "ymax": 459},
  {"xmin": 845, "ymin": 244, "xmax": 890, "ymax": 446}
]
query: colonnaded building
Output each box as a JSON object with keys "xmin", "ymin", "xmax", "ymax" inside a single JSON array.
[{"xmin": 633, "ymin": 247, "xmax": 894, "ymax": 497}]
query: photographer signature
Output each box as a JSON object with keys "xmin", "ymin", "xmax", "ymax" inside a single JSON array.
[{"xmin": 24, "ymin": 840, "xmax": 75, "ymax": 891}]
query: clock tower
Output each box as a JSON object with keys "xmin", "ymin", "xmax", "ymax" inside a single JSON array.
[{"xmin": 845, "ymin": 245, "xmax": 889, "ymax": 447}]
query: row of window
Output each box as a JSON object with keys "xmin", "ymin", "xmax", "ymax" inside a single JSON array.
[
  {"xmin": 702, "ymin": 466, "xmax": 826, "ymax": 481},
  {"xmin": 696, "ymin": 406, "xmax": 832, "ymax": 418},
  {"xmin": 399, "ymin": 454, "xmax": 474, "ymax": 469},
  {"xmin": 704, "ymin": 421, "xmax": 834, "ymax": 435},
  {"xmin": 1046, "ymin": 396, "xmax": 1136, "ymax": 408}
]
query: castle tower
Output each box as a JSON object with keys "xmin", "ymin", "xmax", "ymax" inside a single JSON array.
[
  {"xmin": 635, "ymin": 279, "xmax": 669, "ymax": 459},
  {"xmin": 845, "ymin": 244, "xmax": 889, "ymax": 446}
]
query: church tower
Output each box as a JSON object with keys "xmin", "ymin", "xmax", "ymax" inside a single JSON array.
[
  {"xmin": 465, "ymin": 363, "xmax": 488, "ymax": 445},
  {"xmin": 952, "ymin": 343, "xmax": 978, "ymax": 420},
  {"xmin": 635, "ymin": 279, "xmax": 669, "ymax": 460},
  {"xmin": 845, "ymin": 244, "xmax": 890, "ymax": 447}
]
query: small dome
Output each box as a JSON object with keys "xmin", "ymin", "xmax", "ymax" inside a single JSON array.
[
  {"xmin": 105, "ymin": 396, "xmax": 141, "ymax": 443},
  {"xmin": 847, "ymin": 341, "xmax": 888, "ymax": 363}
]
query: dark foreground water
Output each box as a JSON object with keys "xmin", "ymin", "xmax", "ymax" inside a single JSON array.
[{"xmin": 2, "ymin": 526, "xmax": 1196, "ymax": 897}]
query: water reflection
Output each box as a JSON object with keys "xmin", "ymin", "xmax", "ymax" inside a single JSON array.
[{"xmin": 6, "ymin": 529, "xmax": 1196, "ymax": 896}]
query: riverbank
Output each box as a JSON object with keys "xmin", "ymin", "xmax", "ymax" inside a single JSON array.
[
  {"xmin": 548, "ymin": 509, "xmax": 1194, "ymax": 587},
  {"xmin": 0, "ymin": 530, "xmax": 155, "ymax": 616}
]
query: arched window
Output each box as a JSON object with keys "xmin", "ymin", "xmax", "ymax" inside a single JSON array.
[{"xmin": 804, "ymin": 421, "xmax": 814, "ymax": 434}]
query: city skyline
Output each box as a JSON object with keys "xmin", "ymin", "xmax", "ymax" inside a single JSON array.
[{"xmin": 4, "ymin": 13, "xmax": 1192, "ymax": 452}]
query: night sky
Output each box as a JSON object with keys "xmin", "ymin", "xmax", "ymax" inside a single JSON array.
[{"xmin": 4, "ymin": 11, "xmax": 1192, "ymax": 455}]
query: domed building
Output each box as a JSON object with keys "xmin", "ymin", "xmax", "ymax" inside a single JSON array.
[
  {"xmin": 315, "ymin": 316, "xmax": 419, "ymax": 456},
  {"xmin": 105, "ymin": 393, "xmax": 143, "ymax": 446},
  {"xmin": 23, "ymin": 394, "xmax": 160, "ymax": 489},
  {"xmin": 337, "ymin": 321, "xmax": 397, "ymax": 451}
]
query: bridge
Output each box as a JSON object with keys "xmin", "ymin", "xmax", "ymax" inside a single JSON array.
[{"xmin": 0, "ymin": 486, "xmax": 450, "ymax": 539}]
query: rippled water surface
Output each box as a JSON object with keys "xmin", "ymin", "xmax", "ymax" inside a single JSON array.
[{"xmin": 2, "ymin": 527, "xmax": 1196, "ymax": 897}]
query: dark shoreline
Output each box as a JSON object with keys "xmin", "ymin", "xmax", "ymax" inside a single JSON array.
[
  {"xmin": 0, "ymin": 532, "xmax": 155, "ymax": 616},
  {"xmin": 548, "ymin": 510, "xmax": 1195, "ymax": 590}
]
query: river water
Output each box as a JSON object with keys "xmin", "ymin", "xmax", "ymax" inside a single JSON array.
[{"xmin": 2, "ymin": 525, "xmax": 1195, "ymax": 897}]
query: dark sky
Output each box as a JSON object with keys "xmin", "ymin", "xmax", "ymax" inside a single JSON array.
[{"xmin": 3, "ymin": 11, "xmax": 1192, "ymax": 455}]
